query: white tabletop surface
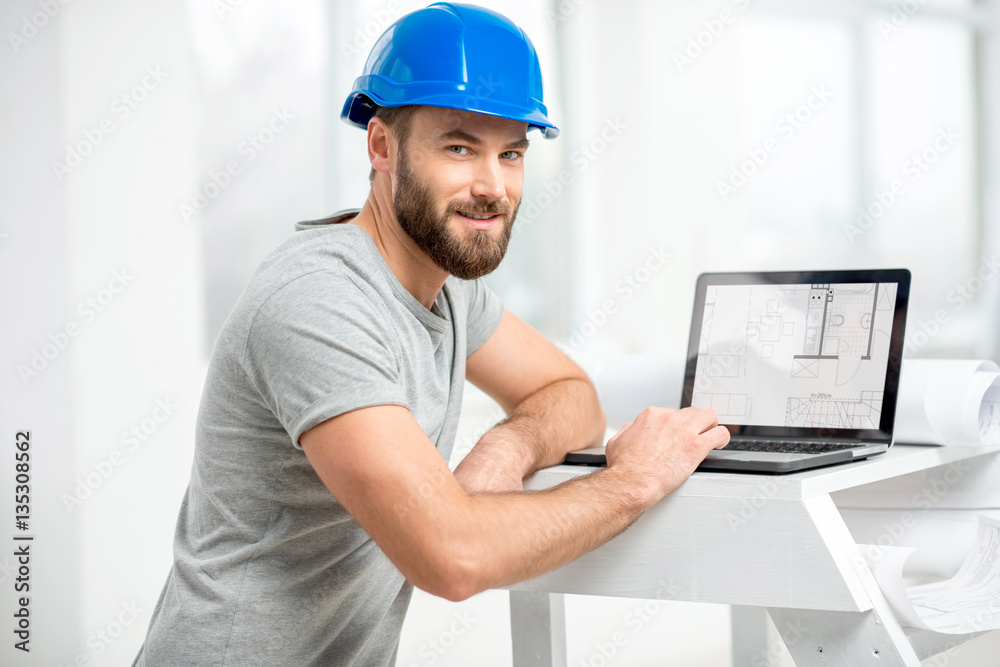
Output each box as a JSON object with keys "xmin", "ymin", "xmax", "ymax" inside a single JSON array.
[{"xmin": 525, "ymin": 444, "xmax": 1000, "ymax": 500}]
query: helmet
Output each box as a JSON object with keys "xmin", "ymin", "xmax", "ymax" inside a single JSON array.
[{"xmin": 341, "ymin": 2, "xmax": 558, "ymax": 139}]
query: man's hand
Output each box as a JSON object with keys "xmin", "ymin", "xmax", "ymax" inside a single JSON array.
[{"xmin": 604, "ymin": 406, "xmax": 730, "ymax": 509}]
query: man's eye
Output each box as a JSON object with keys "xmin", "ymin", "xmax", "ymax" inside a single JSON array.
[
  {"xmin": 501, "ymin": 151, "xmax": 521, "ymax": 160},
  {"xmin": 448, "ymin": 146, "xmax": 469, "ymax": 155}
]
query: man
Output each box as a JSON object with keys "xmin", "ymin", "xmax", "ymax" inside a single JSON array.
[{"xmin": 133, "ymin": 3, "xmax": 728, "ymax": 665}]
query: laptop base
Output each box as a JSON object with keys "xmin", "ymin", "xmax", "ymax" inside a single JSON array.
[{"xmin": 563, "ymin": 444, "xmax": 889, "ymax": 474}]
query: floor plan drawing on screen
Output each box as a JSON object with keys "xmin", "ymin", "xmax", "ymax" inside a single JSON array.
[{"xmin": 690, "ymin": 282, "xmax": 897, "ymax": 428}]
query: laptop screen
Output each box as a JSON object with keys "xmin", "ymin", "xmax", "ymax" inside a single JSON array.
[{"xmin": 681, "ymin": 270, "xmax": 911, "ymax": 442}]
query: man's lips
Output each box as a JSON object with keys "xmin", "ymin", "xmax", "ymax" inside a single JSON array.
[{"xmin": 456, "ymin": 210, "xmax": 501, "ymax": 229}]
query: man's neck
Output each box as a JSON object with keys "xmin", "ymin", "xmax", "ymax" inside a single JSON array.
[{"xmin": 349, "ymin": 188, "xmax": 449, "ymax": 311}]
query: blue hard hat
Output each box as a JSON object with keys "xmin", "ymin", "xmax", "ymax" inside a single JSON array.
[{"xmin": 341, "ymin": 2, "xmax": 558, "ymax": 139}]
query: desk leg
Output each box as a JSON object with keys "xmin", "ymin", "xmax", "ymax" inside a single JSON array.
[
  {"xmin": 509, "ymin": 591, "xmax": 567, "ymax": 667},
  {"xmin": 765, "ymin": 607, "xmax": 920, "ymax": 666},
  {"xmin": 731, "ymin": 605, "xmax": 776, "ymax": 666}
]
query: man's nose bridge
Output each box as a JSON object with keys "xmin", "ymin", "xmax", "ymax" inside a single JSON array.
[{"xmin": 472, "ymin": 152, "xmax": 505, "ymax": 197}]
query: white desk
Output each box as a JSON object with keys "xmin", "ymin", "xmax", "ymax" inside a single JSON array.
[{"xmin": 507, "ymin": 444, "xmax": 1000, "ymax": 666}]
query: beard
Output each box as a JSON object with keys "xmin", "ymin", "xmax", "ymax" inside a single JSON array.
[{"xmin": 393, "ymin": 147, "xmax": 519, "ymax": 280}]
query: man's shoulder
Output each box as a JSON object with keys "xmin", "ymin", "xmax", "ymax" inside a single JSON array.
[
  {"xmin": 250, "ymin": 209, "xmax": 385, "ymax": 300},
  {"xmin": 219, "ymin": 211, "xmax": 389, "ymax": 339},
  {"xmin": 292, "ymin": 208, "xmax": 360, "ymax": 233}
]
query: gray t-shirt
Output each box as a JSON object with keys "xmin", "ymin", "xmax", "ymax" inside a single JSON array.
[{"xmin": 133, "ymin": 210, "xmax": 505, "ymax": 666}]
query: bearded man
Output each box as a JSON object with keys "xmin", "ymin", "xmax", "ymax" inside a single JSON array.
[{"xmin": 132, "ymin": 4, "xmax": 727, "ymax": 665}]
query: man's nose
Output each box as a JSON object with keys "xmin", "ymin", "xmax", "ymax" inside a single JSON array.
[{"xmin": 469, "ymin": 156, "xmax": 505, "ymax": 201}]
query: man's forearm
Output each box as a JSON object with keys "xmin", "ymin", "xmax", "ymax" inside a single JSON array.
[
  {"xmin": 454, "ymin": 377, "xmax": 606, "ymax": 492},
  {"xmin": 445, "ymin": 464, "xmax": 649, "ymax": 599}
]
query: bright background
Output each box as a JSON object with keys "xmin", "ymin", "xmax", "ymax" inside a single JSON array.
[{"xmin": 2, "ymin": 0, "xmax": 1000, "ymax": 665}]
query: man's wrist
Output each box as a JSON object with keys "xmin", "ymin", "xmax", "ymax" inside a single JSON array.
[
  {"xmin": 473, "ymin": 419, "xmax": 539, "ymax": 479},
  {"xmin": 598, "ymin": 461, "xmax": 661, "ymax": 513},
  {"xmin": 452, "ymin": 419, "xmax": 539, "ymax": 495}
]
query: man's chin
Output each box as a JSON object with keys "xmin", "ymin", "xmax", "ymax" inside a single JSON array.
[{"xmin": 435, "ymin": 238, "xmax": 509, "ymax": 280}]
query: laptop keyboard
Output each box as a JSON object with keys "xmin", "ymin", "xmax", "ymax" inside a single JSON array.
[{"xmin": 725, "ymin": 440, "xmax": 862, "ymax": 454}]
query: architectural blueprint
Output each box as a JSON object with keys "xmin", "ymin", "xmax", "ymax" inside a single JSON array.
[{"xmin": 690, "ymin": 282, "xmax": 898, "ymax": 428}]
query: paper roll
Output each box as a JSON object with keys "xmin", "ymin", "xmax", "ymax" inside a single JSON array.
[{"xmin": 895, "ymin": 359, "xmax": 1000, "ymax": 446}]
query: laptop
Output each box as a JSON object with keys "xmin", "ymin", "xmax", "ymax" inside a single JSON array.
[{"xmin": 565, "ymin": 268, "xmax": 911, "ymax": 473}]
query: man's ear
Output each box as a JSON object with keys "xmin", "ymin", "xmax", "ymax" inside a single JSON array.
[{"xmin": 367, "ymin": 117, "xmax": 392, "ymax": 178}]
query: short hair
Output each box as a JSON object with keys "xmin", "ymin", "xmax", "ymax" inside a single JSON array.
[{"xmin": 368, "ymin": 104, "xmax": 418, "ymax": 183}]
